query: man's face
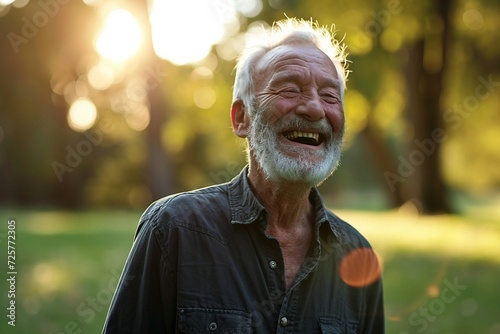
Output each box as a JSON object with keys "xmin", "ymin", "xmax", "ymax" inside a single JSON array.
[{"xmin": 248, "ymin": 43, "xmax": 345, "ymax": 186}]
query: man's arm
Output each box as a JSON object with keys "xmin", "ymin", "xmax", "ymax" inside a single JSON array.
[
  {"xmin": 102, "ymin": 216, "xmax": 174, "ymax": 333},
  {"xmin": 361, "ymin": 278, "xmax": 385, "ymax": 333}
]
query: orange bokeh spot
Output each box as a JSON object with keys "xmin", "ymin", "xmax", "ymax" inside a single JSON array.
[
  {"xmin": 339, "ymin": 247, "xmax": 383, "ymax": 288},
  {"xmin": 426, "ymin": 284, "xmax": 440, "ymax": 298}
]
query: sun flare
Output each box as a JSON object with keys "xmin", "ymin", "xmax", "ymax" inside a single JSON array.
[
  {"xmin": 95, "ymin": 9, "xmax": 142, "ymax": 62},
  {"xmin": 149, "ymin": 0, "xmax": 236, "ymax": 65}
]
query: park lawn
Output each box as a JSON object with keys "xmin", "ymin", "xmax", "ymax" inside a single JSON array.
[
  {"xmin": 1, "ymin": 208, "xmax": 499, "ymax": 334},
  {"xmin": 2, "ymin": 210, "xmax": 139, "ymax": 334},
  {"xmin": 342, "ymin": 209, "xmax": 500, "ymax": 334}
]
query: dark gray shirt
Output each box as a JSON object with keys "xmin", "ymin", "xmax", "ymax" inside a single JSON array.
[{"xmin": 103, "ymin": 168, "xmax": 384, "ymax": 333}]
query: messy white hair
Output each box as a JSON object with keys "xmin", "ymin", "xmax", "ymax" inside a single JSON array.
[{"xmin": 232, "ymin": 17, "xmax": 349, "ymax": 114}]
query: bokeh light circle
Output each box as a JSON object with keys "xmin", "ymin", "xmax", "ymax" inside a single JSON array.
[
  {"xmin": 339, "ymin": 247, "xmax": 383, "ymax": 288},
  {"xmin": 88, "ymin": 62, "xmax": 115, "ymax": 90},
  {"xmin": 193, "ymin": 86, "xmax": 216, "ymax": 109},
  {"xmin": 462, "ymin": 9, "xmax": 483, "ymax": 30},
  {"xmin": 67, "ymin": 98, "xmax": 97, "ymax": 132},
  {"xmin": 0, "ymin": 0, "xmax": 15, "ymax": 6}
]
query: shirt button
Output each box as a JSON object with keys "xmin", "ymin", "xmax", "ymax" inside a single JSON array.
[
  {"xmin": 208, "ymin": 322, "xmax": 217, "ymax": 331},
  {"xmin": 269, "ymin": 260, "xmax": 277, "ymax": 269},
  {"xmin": 280, "ymin": 316, "xmax": 288, "ymax": 327}
]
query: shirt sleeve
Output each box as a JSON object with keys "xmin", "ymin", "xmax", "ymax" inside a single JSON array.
[
  {"xmin": 334, "ymin": 217, "xmax": 386, "ymax": 333},
  {"xmin": 102, "ymin": 211, "xmax": 174, "ymax": 333},
  {"xmin": 360, "ymin": 277, "xmax": 385, "ymax": 333}
]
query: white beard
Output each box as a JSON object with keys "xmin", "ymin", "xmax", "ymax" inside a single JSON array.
[{"xmin": 248, "ymin": 106, "xmax": 344, "ymax": 187}]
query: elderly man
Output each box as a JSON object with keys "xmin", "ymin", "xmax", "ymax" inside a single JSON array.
[{"xmin": 103, "ymin": 18, "xmax": 384, "ymax": 333}]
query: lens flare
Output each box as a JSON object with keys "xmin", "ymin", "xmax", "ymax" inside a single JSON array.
[
  {"xmin": 95, "ymin": 9, "xmax": 142, "ymax": 62},
  {"xmin": 339, "ymin": 247, "xmax": 383, "ymax": 288}
]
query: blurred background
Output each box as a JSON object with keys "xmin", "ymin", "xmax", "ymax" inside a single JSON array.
[{"xmin": 0, "ymin": 0, "xmax": 499, "ymax": 333}]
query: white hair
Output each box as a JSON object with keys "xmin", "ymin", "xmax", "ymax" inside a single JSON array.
[{"xmin": 232, "ymin": 17, "xmax": 349, "ymax": 114}]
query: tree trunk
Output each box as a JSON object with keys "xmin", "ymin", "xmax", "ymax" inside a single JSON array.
[
  {"xmin": 138, "ymin": 1, "xmax": 177, "ymax": 200},
  {"xmin": 403, "ymin": 0, "xmax": 453, "ymax": 213},
  {"xmin": 361, "ymin": 122, "xmax": 407, "ymax": 207},
  {"xmin": 146, "ymin": 84, "xmax": 177, "ymax": 199}
]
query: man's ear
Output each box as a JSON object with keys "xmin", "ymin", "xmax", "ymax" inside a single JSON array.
[{"xmin": 231, "ymin": 100, "xmax": 251, "ymax": 138}]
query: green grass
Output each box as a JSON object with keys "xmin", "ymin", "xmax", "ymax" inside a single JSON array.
[
  {"xmin": 1, "ymin": 210, "xmax": 139, "ymax": 334},
  {"xmin": 1, "ymin": 208, "xmax": 499, "ymax": 333},
  {"xmin": 341, "ymin": 208, "xmax": 500, "ymax": 334}
]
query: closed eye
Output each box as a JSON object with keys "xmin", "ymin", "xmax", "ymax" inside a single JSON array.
[
  {"xmin": 321, "ymin": 94, "xmax": 340, "ymax": 104},
  {"xmin": 319, "ymin": 88, "xmax": 340, "ymax": 103},
  {"xmin": 279, "ymin": 88, "xmax": 301, "ymax": 98}
]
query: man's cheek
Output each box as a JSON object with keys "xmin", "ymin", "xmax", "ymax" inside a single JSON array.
[
  {"xmin": 258, "ymin": 104, "xmax": 278, "ymax": 124},
  {"xmin": 326, "ymin": 108, "xmax": 344, "ymax": 134}
]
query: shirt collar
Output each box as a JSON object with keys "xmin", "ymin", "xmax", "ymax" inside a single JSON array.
[
  {"xmin": 227, "ymin": 167, "xmax": 344, "ymax": 242},
  {"xmin": 228, "ymin": 167, "xmax": 266, "ymax": 225},
  {"xmin": 310, "ymin": 187, "xmax": 345, "ymax": 242}
]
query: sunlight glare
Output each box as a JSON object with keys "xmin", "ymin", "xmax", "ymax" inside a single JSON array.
[
  {"xmin": 234, "ymin": 0, "xmax": 262, "ymax": 17},
  {"xmin": 32, "ymin": 262, "xmax": 70, "ymax": 296},
  {"xmin": 68, "ymin": 97, "xmax": 97, "ymax": 132},
  {"xmin": 125, "ymin": 104, "xmax": 150, "ymax": 132},
  {"xmin": 95, "ymin": 9, "xmax": 142, "ymax": 62},
  {"xmin": 0, "ymin": 5, "xmax": 11, "ymax": 18},
  {"xmin": 150, "ymin": 0, "xmax": 236, "ymax": 65},
  {"xmin": 12, "ymin": 0, "xmax": 29, "ymax": 8},
  {"xmin": 193, "ymin": 86, "xmax": 216, "ymax": 109},
  {"xmin": 88, "ymin": 61, "xmax": 115, "ymax": 90}
]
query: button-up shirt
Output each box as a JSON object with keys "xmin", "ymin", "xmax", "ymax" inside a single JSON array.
[{"xmin": 103, "ymin": 168, "xmax": 384, "ymax": 333}]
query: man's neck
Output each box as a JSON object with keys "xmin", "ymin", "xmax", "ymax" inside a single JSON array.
[
  {"xmin": 247, "ymin": 164, "xmax": 314, "ymax": 234},
  {"xmin": 247, "ymin": 163, "xmax": 316, "ymax": 289}
]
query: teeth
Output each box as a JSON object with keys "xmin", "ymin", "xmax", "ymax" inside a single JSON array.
[{"xmin": 285, "ymin": 131, "xmax": 320, "ymax": 142}]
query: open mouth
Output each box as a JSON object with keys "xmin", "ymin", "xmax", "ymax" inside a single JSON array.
[{"xmin": 283, "ymin": 130, "xmax": 325, "ymax": 146}]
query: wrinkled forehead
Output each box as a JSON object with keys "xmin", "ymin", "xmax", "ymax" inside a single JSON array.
[{"xmin": 254, "ymin": 43, "xmax": 339, "ymax": 84}]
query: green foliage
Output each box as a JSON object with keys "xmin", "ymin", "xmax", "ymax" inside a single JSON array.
[{"xmin": 0, "ymin": 0, "xmax": 499, "ymax": 208}]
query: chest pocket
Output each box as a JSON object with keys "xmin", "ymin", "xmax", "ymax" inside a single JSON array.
[
  {"xmin": 318, "ymin": 316, "xmax": 358, "ymax": 334},
  {"xmin": 177, "ymin": 308, "xmax": 252, "ymax": 333}
]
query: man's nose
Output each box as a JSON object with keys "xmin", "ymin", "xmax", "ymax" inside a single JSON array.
[{"xmin": 295, "ymin": 92, "xmax": 325, "ymax": 121}]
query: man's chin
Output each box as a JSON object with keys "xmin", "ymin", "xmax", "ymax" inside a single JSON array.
[
  {"xmin": 262, "ymin": 157, "xmax": 337, "ymax": 187},
  {"xmin": 249, "ymin": 131, "xmax": 342, "ymax": 187}
]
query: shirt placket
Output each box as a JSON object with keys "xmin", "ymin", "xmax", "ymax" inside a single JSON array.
[{"xmin": 273, "ymin": 224, "xmax": 323, "ymax": 333}]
